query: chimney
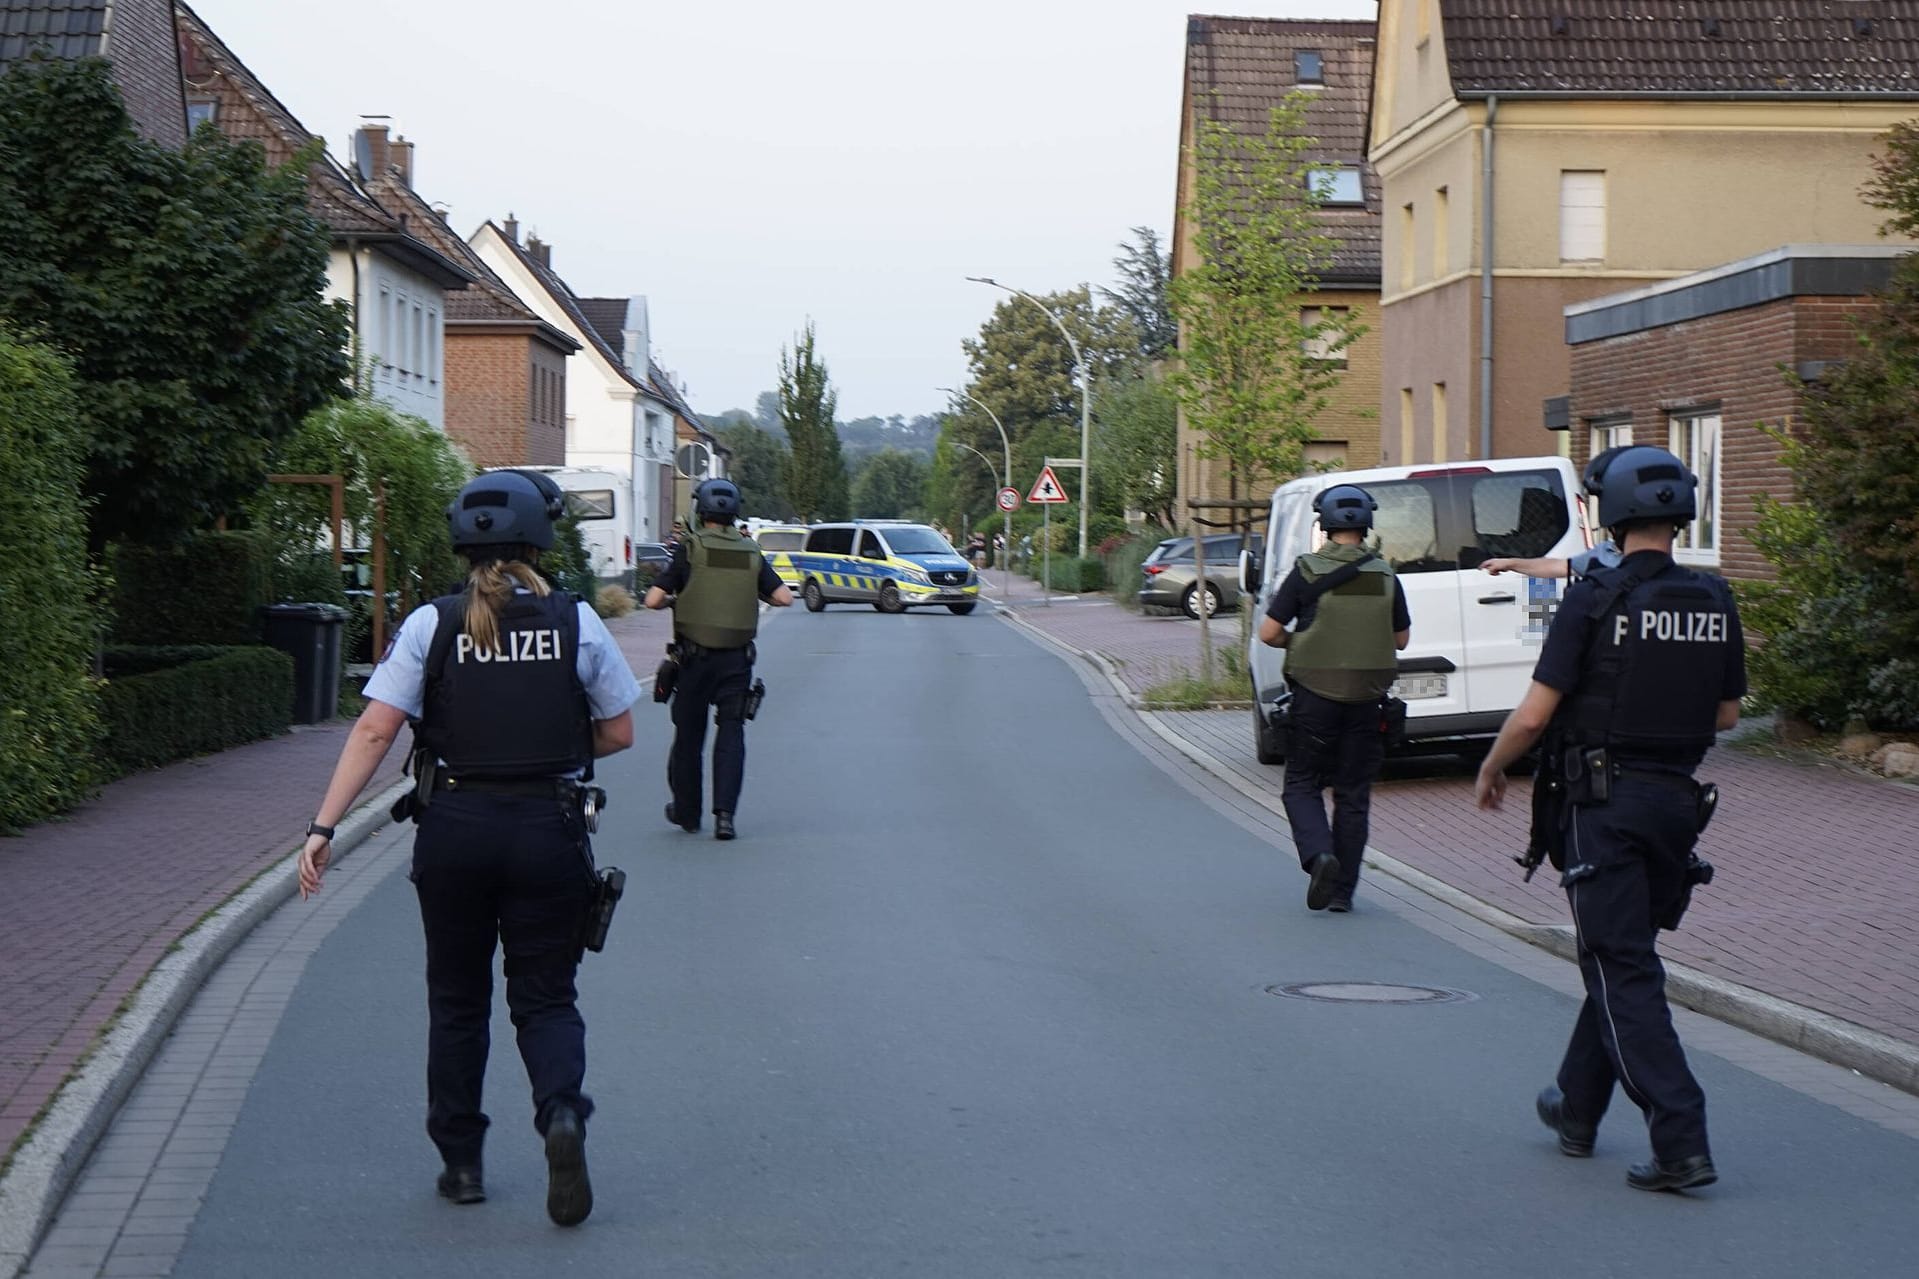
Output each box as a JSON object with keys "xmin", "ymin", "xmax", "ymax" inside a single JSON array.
[
  {"xmin": 503, "ymin": 213, "xmax": 519, "ymax": 243},
  {"xmin": 391, "ymin": 135, "xmax": 414, "ymax": 187},
  {"xmin": 353, "ymin": 123, "xmax": 390, "ymax": 182},
  {"xmin": 527, "ymin": 235, "xmax": 551, "ymax": 268}
]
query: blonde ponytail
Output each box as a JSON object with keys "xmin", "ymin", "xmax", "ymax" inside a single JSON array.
[{"xmin": 461, "ymin": 557, "xmax": 551, "ymax": 654}]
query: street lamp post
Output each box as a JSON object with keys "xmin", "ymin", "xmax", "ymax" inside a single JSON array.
[
  {"xmin": 936, "ymin": 385, "xmax": 1014, "ymax": 603},
  {"xmin": 966, "ymin": 276, "xmax": 1092, "ymax": 560}
]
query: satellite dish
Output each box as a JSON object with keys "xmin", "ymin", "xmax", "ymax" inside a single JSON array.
[
  {"xmin": 352, "ymin": 129, "xmax": 374, "ymax": 182},
  {"xmin": 675, "ymin": 442, "xmax": 712, "ymax": 479}
]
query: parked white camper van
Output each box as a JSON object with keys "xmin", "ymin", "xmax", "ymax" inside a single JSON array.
[
  {"xmin": 1243, "ymin": 457, "xmax": 1592, "ymax": 763},
  {"xmin": 517, "ymin": 466, "xmax": 633, "ymax": 587}
]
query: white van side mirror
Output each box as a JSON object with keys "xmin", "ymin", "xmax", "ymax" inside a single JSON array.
[{"xmin": 1238, "ymin": 547, "xmax": 1261, "ymax": 596}]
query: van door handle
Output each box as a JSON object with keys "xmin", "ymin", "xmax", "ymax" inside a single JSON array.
[{"xmin": 1477, "ymin": 593, "xmax": 1517, "ymax": 605}]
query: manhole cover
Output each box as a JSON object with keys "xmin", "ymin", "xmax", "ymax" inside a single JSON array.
[{"xmin": 1266, "ymin": 982, "xmax": 1476, "ymax": 1005}]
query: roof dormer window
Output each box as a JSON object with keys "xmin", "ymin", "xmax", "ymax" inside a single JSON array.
[
  {"xmin": 1295, "ymin": 50, "xmax": 1324, "ymax": 88},
  {"xmin": 1309, "ymin": 165, "xmax": 1364, "ymax": 207}
]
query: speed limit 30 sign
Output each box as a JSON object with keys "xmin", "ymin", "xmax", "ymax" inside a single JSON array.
[{"xmin": 996, "ymin": 487, "xmax": 1020, "ymax": 512}]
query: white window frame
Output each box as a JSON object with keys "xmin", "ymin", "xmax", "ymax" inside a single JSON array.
[
  {"xmin": 1668, "ymin": 412, "xmax": 1722, "ymax": 565},
  {"xmin": 1299, "ymin": 306, "xmax": 1349, "ymax": 363},
  {"xmin": 1308, "ymin": 166, "xmax": 1364, "ymax": 207},
  {"xmin": 1586, "ymin": 418, "xmax": 1633, "ymax": 531},
  {"xmin": 1560, "ymin": 170, "xmax": 1607, "ymax": 264}
]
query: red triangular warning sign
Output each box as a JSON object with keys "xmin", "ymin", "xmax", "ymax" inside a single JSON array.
[{"xmin": 1028, "ymin": 466, "xmax": 1069, "ymax": 504}]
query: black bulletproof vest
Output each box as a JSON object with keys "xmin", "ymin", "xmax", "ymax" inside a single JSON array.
[
  {"xmin": 418, "ymin": 590, "xmax": 591, "ymax": 777},
  {"xmin": 1558, "ymin": 561, "xmax": 1734, "ymax": 763}
]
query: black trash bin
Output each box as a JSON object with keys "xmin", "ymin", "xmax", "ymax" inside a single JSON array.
[{"xmin": 261, "ymin": 603, "xmax": 348, "ymax": 724}]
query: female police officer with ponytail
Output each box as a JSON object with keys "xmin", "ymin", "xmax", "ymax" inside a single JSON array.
[{"xmin": 297, "ymin": 470, "xmax": 641, "ymax": 1227}]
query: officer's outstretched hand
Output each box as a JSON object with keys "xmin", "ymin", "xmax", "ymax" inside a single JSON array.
[
  {"xmin": 1474, "ymin": 763, "xmax": 1507, "ymax": 811},
  {"xmin": 298, "ymin": 833, "xmax": 331, "ymax": 899}
]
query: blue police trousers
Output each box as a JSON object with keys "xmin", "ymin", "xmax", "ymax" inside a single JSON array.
[
  {"xmin": 669, "ymin": 645, "xmax": 753, "ymax": 817},
  {"xmin": 1280, "ymin": 683, "xmax": 1386, "ymax": 898},
  {"xmin": 1558, "ymin": 776, "xmax": 1710, "ymax": 1162},
  {"xmin": 411, "ymin": 790, "xmax": 597, "ymax": 1167}
]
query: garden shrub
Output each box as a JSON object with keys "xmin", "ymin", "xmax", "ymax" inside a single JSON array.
[
  {"xmin": 0, "ymin": 331, "xmax": 104, "ymax": 831},
  {"xmin": 113, "ymin": 531, "xmax": 275, "ymax": 645},
  {"xmin": 1038, "ymin": 555, "xmax": 1106, "ymax": 593},
  {"xmin": 98, "ymin": 646, "xmax": 292, "ymax": 775},
  {"xmin": 595, "ymin": 584, "xmax": 637, "ymax": 618}
]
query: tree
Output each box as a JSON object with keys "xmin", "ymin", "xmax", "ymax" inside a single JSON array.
[
  {"xmin": 1092, "ymin": 372, "xmax": 1178, "ymax": 528},
  {"xmin": 850, "ymin": 449, "xmax": 927, "ymax": 519},
  {"xmin": 1167, "ymin": 93, "xmax": 1366, "ymax": 510},
  {"xmin": 777, "ymin": 322, "xmax": 848, "ymax": 521},
  {"xmin": 718, "ymin": 422, "xmax": 795, "ymax": 520},
  {"xmin": 0, "ymin": 57, "xmax": 352, "ymax": 551},
  {"xmin": 1103, "ymin": 226, "xmax": 1177, "ymax": 360}
]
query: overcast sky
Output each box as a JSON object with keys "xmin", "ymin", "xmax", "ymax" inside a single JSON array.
[{"xmin": 190, "ymin": 0, "xmax": 1376, "ymax": 421}]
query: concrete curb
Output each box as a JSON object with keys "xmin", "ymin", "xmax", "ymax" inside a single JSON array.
[
  {"xmin": 999, "ymin": 609, "xmax": 1919, "ymax": 1099},
  {"xmin": 0, "ymin": 777, "xmax": 413, "ymax": 1279}
]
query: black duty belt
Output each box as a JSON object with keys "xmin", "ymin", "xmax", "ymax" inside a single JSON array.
[
  {"xmin": 1615, "ymin": 766, "xmax": 1697, "ymax": 794},
  {"xmin": 433, "ymin": 775, "xmax": 577, "ymax": 799},
  {"xmin": 676, "ymin": 638, "xmax": 752, "ymax": 659}
]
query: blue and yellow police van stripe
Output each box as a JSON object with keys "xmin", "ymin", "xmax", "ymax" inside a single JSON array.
[{"xmin": 789, "ymin": 552, "xmax": 979, "ymax": 604}]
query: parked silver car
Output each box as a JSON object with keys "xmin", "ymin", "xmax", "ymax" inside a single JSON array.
[{"xmin": 1138, "ymin": 533, "xmax": 1262, "ymax": 618}]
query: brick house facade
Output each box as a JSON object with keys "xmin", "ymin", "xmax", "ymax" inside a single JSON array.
[
  {"xmin": 1561, "ymin": 245, "xmax": 1904, "ymax": 581},
  {"xmin": 350, "ymin": 127, "xmax": 580, "ymax": 467}
]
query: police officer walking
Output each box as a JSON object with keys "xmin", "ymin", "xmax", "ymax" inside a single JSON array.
[
  {"xmin": 296, "ymin": 470, "xmax": 642, "ymax": 1226},
  {"xmin": 1475, "ymin": 446, "xmax": 1745, "ymax": 1193},
  {"xmin": 1258, "ymin": 484, "xmax": 1411, "ymax": 912},
  {"xmin": 644, "ymin": 478, "xmax": 792, "ymax": 840}
]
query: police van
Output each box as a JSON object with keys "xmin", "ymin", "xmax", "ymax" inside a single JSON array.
[
  {"xmin": 792, "ymin": 521, "xmax": 981, "ymax": 614},
  {"xmin": 747, "ymin": 522, "xmax": 811, "ymax": 594},
  {"xmin": 1243, "ymin": 457, "xmax": 1591, "ymax": 763}
]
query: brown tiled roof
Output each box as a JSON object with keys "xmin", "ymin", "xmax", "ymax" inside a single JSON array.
[
  {"xmin": 1441, "ymin": 1, "xmax": 1919, "ymax": 97},
  {"xmin": 1184, "ymin": 15, "xmax": 1380, "ymax": 284},
  {"xmin": 365, "ymin": 173, "xmax": 576, "ymax": 349},
  {"xmin": 0, "ymin": 0, "xmax": 106, "ymax": 61},
  {"xmin": 491, "ymin": 231, "xmax": 648, "ymax": 391},
  {"xmin": 174, "ymin": 3, "xmax": 396, "ymax": 235}
]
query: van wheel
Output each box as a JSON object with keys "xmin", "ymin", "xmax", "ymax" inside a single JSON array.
[
  {"xmin": 1182, "ymin": 582, "xmax": 1221, "ymax": 620},
  {"xmin": 947, "ymin": 602, "xmax": 977, "ymax": 615},
  {"xmin": 1254, "ymin": 704, "xmax": 1286, "ymax": 765},
  {"xmin": 802, "ymin": 580, "xmax": 826, "ymax": 612},
  {"xmin": 874, "ymin": 581, "xmax": 905, "ymax": 614}
]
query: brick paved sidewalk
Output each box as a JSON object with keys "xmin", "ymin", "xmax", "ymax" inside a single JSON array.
[
  {"xmin": 1010, "ymin": 591, "xmax": 1919, "ymax": 1049},
  {"xmin": 0, "ymin": 723, "xmax": 404, "ymax": 1164},
  {"xmin": 984, "ymin": 575, "xmax": 1238, "ymax": 696}
]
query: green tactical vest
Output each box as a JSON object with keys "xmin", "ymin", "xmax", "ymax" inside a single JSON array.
[
  {"xmin": 1284, "ymin": 543, "xmax": 1399, "ymax": 702},
  {"xmin": 676, "ymin": 525, "xmax": 762, "ymax": 650}
]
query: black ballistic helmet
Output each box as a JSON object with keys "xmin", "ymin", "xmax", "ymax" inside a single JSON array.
[
  {"xmin": 694, "ymin": 477, "xmax": 742, "ymax": 523},
  {"xmin": 447, "ymin": 469, "xmax": 564, "ymax": 551},
  {"xmin": 1581, "ymin": 444, "xmax": 1634, "ymax": 497},
  {"xmin": 1314, "ymin": 483, "xmax": 1378, "ymax": 532},
  {"xmin": 1587, "ymin": 445, "xmax": 1697, "ymax": 528}
]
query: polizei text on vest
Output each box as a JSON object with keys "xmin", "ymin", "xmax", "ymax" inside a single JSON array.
[{"xmin": 456, "ymin": 629, "xmax": 566, "ymax": 663}]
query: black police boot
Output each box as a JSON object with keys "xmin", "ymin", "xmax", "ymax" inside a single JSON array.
[
  {"xmin": 714, "ymin": 811, "xmax": 736, "ymax": 841},
  {"xmin": 543, "ymin": 1108, "xmax": 593, "ymax": 1226},
  {"xmin": 665, "ymin": 803, "xmax": 700, "ymax": 833},
  {"xmin": 1305, "ymin": 853, "xmax": 1340, "ymax": 911},
  {"xmin": 1626, "ymin": 1154, "xmax": 1716, "ymax": 1192},
  {"xmin": 1326, "ymin": 894, "xmax": 1354, "ymax": 914},
  {"xmin": 436, "ymin": 1162, "xmax": 485, "ymax": 1205},
  {"xmin": 1536, "ymin": 1086, "xmax": 1596, "ymax": 1157}
]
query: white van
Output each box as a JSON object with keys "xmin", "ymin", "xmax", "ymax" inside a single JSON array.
[
  {"xmin": 1243, "ymin": 456, "xmax": 1593, "ymax": 763},
  {"xmin": 515, "ymin": 466, "xmax": 632, "ymax": 586}
]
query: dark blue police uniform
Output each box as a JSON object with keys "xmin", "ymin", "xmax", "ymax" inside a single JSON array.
[
  {"xmin": 1532, "ymin": 548, "xmax": 1745, "ymax": 1166},
  {"xmin": 365, "ymin": 588, "xmax": 639, "ymax": 1178}
]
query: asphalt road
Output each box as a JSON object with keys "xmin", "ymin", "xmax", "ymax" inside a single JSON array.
[{"xmin": 144, "ymin": 606, "xmax": 1919, "ymax": 1276}]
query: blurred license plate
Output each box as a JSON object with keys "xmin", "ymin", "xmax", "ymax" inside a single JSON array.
[{"xmin": 1392, "ymin": 674, "xmax": 1447, "ymax": 701}]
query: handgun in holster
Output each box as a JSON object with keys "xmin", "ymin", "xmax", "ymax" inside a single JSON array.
[
  {"xmin": 1516, "ymin": 738, "xmax": 1569, "ymax": 882},
  {"xmin": 390, "ymin": 737, "xmax": 439, "ymax": 824},
  {"xmin": 653, "ymin": 642, "xmax": 680, "ymax": 704},
  {"xmin": 744, "ymin": 678, "xmax": 767, "ymax": 720},
  {"xmin": 579, "ymin": 866, "xmax": 626, "ymax": 954}
]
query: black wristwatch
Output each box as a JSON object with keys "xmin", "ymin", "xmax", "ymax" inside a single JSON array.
[{"xmin": 306, "ymin": 821, "xmax": 336, "ymax": 840}]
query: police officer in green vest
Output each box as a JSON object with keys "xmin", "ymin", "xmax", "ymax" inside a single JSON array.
[
  {"xmin": 644, "ymin": 479, "xmax": 792, "ymax": 840},
  {"xmin": 1257, "ymin": 484, "xmax": 1411, "ymax": 912}
]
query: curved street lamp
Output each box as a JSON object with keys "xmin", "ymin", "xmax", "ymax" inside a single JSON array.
[
  {"xmin": 936, "ymin": 385, "xmax": 1015, "ymax": 601},
  {"xmin": 965, "ymin": 276, "xmax": 1092, "ymax": 559}
]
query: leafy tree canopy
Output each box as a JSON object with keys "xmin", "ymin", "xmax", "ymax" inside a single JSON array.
[
  {"xmin": 1104, "ymin": 226, "xmax": 1176, "ymax": 361},
  {"xmin": 0, "ymin": 57, "xmax": 352, "ymax": 550},
  {"xmin": 850, "ymin": 449, "xmax": 927, "ymax": 520},
  {"xmin": 1167, "ymin": 93, "xmax": 1366, "ymax": 502},
  {"xmin": 1091, "ymin": 372, "xmax": 1179, "ymax": 529},
  {"xmin": 717, "ymin": 422, "xmax": 795, "ymax": 521},
  {"xmin": 777, "ymin": 322, "xmax": 848, "ymax": 522}
]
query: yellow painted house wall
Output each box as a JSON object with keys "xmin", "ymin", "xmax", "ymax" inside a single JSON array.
[{"xmin": 1368, "ymin": 0, "xmax": 1919, "ymax": 463}]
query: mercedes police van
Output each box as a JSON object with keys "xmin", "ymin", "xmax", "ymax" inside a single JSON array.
[
  {"xmin": 1243, "ymin": 457, "xmax": 1592, "ymax": 763},
  {"xmin": 792, "ymin": 521, "xmax": 980, "ymax": 614}
]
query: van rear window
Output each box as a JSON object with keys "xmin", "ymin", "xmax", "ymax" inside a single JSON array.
[
  {"xmin": 757, "ymin": 531, "xmax": 805, "ymax": 551},
  {"xmin": 1472, "ymin": 472, "xmax": 1569, "ymax": 561},
  {"xmin": 1353, "ymin": 469, "xmax": 1568, "ymax": 573},
  {"xmin": 563, "ymin": 490, "xmax": 615, "ymax": 520},
  {"xmin": 1371, "ymin": 482, "xmax": 1451, "ymax": 574}
]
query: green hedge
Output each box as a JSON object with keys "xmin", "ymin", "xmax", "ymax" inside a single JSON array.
[
  {"xmin": 113, "ymin": 530, "xmax": 275, "ymax": 645},
  {"xmin": 1034, "ymin": 555, "xmax": 1106, "ymax": 593},
  {"xmin": 0, "ymin": 331, "xmax": 104, "ymax": 832},
  {"xmin": 99, "ymin": 646, "xmax": 292, "ymax": 775}
]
